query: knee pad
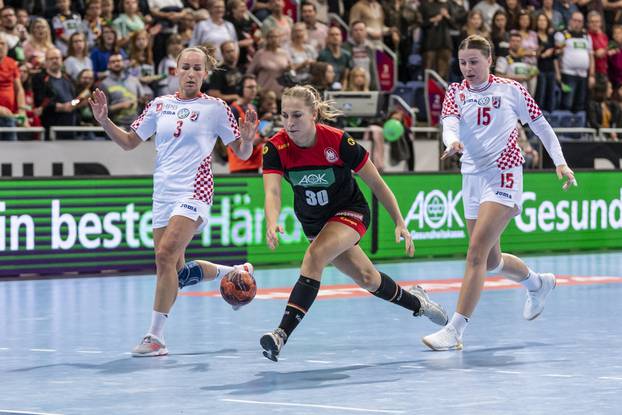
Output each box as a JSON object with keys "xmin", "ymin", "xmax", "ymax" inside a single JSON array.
[
  {"xmin": 178, "ymin": 261, "xmax": 204, "ymax": 289},
  {"xmin": 487, "ymin": 257, "xmax": 504, "ymax": 274}
]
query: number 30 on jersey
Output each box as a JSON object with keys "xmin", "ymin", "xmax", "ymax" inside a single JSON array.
[{"xmin": 305, "ymin": 190, "xmax": 329, "ymax": 206}]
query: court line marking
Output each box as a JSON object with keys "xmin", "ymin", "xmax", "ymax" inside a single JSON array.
[
  {"xmin": 29, "ymin": 349, "xmax": 56, "ymax": 352},
  {"xmin": 495, "ymin": 370, "xmax": 521, "ymax": 374},
  {"xmin": 0, "ymin": 410, "xmax": 64, "ymax": 415},
  {"xmin": 213, "ymin": 355, "xmax": 240, "ymax": 359},
  {"xmin": 76, "ymin": 350, "xmax": 102, "ymax": 354},
  {"xmin": 181, "ymin": 275, "xmax": 622, "ymax": 300},
  {"xmin": 305, "ymin": 360, "xmax": 332, "ymax": 364},
  {"xmin": 598, "ymin": 376, "xmax": 622, "ymax": 380},
  {"xmin": 541, "ymin": 374, "xmax": 574, "ymax": 378},
  {"xmin": 220, "ymin": 399, "xmax": 405, "ymax": 414}
]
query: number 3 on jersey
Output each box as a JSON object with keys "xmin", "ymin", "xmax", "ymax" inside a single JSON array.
[
  {"xmin": 305, "ymin": 189, "xmax": 329, "ymax": 206},
  {"xmin": 477, "ymin": 107, "xmax": 491, "ymax": 126},
  {"xmin": 173, "ymin": 120, "xmax": 183, "ymax": 138}
]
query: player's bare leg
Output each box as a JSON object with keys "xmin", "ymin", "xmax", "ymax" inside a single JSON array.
[
  {"xmin": 484, "ymin": 227, "xmax": 556, "ymax": 321},
  {"xmin": 132, "ymin": 216, "xmax": 197, "ymax": 357},
  {"xmin": 422, "ymin": 202, "xmax": 514, "ymax": 351}
]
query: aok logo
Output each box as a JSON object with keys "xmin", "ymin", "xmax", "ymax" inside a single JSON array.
[
  {"xmin": 289, "ymin": 169, "xmax": 335, "ymax": 188},
  {"xmin": 404, "ymin": 190, "xmax": 465, "ymax": 239}
]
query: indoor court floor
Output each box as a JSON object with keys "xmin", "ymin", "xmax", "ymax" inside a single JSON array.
[{"xmin": 1, "ymin": 252, "xmax": 621, "ymax": 415}]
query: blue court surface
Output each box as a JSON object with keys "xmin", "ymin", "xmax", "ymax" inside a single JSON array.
[{"xmin": 1, "ymin": 252, "xmax": 621, "ymax": 415}]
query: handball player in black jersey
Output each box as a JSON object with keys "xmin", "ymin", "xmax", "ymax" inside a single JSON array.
[{"xmin": 259, "ymin": 85, "xmax": 448, "ymax": 362}]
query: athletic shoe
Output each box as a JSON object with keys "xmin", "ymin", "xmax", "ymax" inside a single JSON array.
[
  {"xmin": 131, "ymin": 334, "xmax": 168, "ymax": 357},
  {"xmin": 410, "ymin": 285, "xmax": 448, "ymax": 326},
  {"xmin": 260, "ymin": 328, "xmax": 287, "ymax": 362},
  {"xmin": 523, "ymin": 273, "xmax": 556, "ymax": 320},
  {"xmin": 422, "ymin": 325, "xmax": 463, "ymax": 351}
]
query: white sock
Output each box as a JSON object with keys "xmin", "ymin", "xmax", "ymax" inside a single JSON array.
[
  {"xmin": 148, "ymin": 310, "xmax": 168, "ymax": 339},
  {"xmin": 449, "ymin": 312, "xmax": 469, "ymax": 338},
  {"xmin": 215, "ymin": 264, "xmax": 234, "ymax": 279},
  {"xmin": 521, "ymin": 269, "xmax": 542, "ymax": 291}
]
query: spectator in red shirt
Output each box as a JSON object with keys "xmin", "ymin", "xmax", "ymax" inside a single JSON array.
[
  {"xmin": 0, "ymin": 34, "xmax": 28, "ymax": 140},
  {"xmin": 587, "ymin": 11, "xmax": 609, "ymax": 81}
]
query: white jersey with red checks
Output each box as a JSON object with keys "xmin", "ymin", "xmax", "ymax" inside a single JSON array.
[
  {"xmin": 131, "ymin": 92, "xmax": 240, "ymax": 203},
  {"xmin": 441, "ymin": 75, "xmax": 542, "ymax": 174}
]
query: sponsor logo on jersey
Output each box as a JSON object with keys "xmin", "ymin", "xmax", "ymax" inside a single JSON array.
[
  {"xmin": 190, "ymin": 111, "xmax": 199, "ymax": 121},
  {"xmin": 347, "ymin": 137, "xmax": 356, "ymax": 146},
  {"xmin": 324, "ymin": 147, "xmax": 339, "ymax": 163},
  {"xmin": 289, "ymin": 169, "xmax": 336, "ymax": 188},
  {"xmin": 477, "ymin": 97, "xmax": 490, "ymax": 106},
  {"xmin": 179, "ymin": 203, "xmax": 198, "ymax": 212},
  {"xmin": 495, "ymin": 190, "xmax": 512, "ymax": 199},
  {"xmin": 277, "ymin": 143, "xmax": 289, "ymax": 150},
  {"xmin": 156, "ymin": 103, "xmax": 163, "ymax": 112},
  {"xmin": 177, "ymin": 108, "xmax": 190, "ymax": 119},
  {"xmin": 492, "ymin": 96, "xmax": 501, "ymax": 108}
]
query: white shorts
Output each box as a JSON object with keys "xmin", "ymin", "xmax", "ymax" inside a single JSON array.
[
  {"xmin": 152, "ymin": 198, "xmax": 210, "ymax": 233},
  {"xmin": 462, "ymin": 166, "xmax": 523, "ymax": 220}
]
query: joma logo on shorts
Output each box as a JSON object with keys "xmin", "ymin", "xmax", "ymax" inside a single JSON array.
[
  {"xmin": 180, "ymin": 203, "xmax": 197, "ymax": 212},
  {"xmin": 289, "ymin": 169, "xmax": 335, "ymax": 188},
  {"xmin": 495, "ymin": 191, "xmax": 511, "ymax": 199}
]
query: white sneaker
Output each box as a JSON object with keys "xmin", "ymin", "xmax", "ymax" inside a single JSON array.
[
  {"xmin": 523, "ymin": 273, "xmax": 556, "ymax": 320},
  {"xmin": 131, "ymin": 334, "xmax": 168, "ymax": 357},
  {"xmin": 410, "ymin": 285, "xmax": 448, "ymax": 326},
  {"xmin": 260, "ymin": 328, "xmax": 287, "ymax": 362},
  {"xmin": 422, "ymin": 325, "xmax": 463, "ymax": 351}
]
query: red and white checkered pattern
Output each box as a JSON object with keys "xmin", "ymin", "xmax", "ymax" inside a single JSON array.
[
  {"xmin": 131, "ymin": 100, "xmax": 153, "ymax": 130},
  {"xmin": 496, "ymin": 128, "xmax": 525, "ymax": 170},
  {"xmin": 492, "ymin": 76, "xmax": 542, "ymax": 121},
  {"xmin": 441, "ymin": 83, "xmax": 461, "ymax": 118},
  {"xmin": 192, "ymin": 156, "xmax": 214, "ymax": 203}
]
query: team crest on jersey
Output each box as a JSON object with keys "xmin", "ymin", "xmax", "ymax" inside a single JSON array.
[
  {"xmin": 263, "ymin": 145, "xmax": 269, "ymax": 155},
  {"xmin": 347, "ymin": 137, "xmax": 356, "ymax": 146},
  {"xmin": 492, "ymin": 96, "xmax": 501, "ymax": 108},
  {"xmin": 190, "ymin": 111, "xmax": 199, "ymax": 121},
  {"xmin": 156, "ymin": 102, "xmax": 163, "ymax": 112},
  {"xmin": 477, "ymin": 97, "xmax": 490, "ymax": 106},
  {"xmin": 459, "ymin": 93, "xmax": 465, "ymax": 102},
  {"xmin": 324, "ymin": 147, "xmax": 339, "ymax": 163},
  {"xmin": 177, "ymin": 108, "xmax": 190, "ymax": 119}
]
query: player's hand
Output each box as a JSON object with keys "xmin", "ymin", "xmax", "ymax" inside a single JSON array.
[
  {"xmin": 88, "ymin": 88, "xmax": 109, "ymax": 124},
  {"xmin": 240, "ymin": 109, "xmax": 258, "ymax": 143},
  {"xmin": 266, "ymin": 224, "xmax": 284, "ymax": 250},
  {"xmin": 440, "ymin": 141, "xmax": 464, "ymax": 160},
  {"xmin": 395, "ymin": 225, "xmax": 415, "ymax": 257},
  {"xmin": 557, "ymin": 164, "xmax": 577, "ymax": 191}
]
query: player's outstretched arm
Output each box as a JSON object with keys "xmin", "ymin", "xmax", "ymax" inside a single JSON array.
[
  {"xmin": 357, "ymin": 159, "xmax": 415, "ymax": 257},
  {"xmin": 89, "ymin": 88, "xmax": 142, "ymax": 151},
  {"xmin": 263, "ymin": 173, "xmax": 284, "ymax": 250}
]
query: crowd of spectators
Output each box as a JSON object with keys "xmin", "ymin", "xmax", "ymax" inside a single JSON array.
[{"xmin": 0, "ymin": 0, "xmax": 621, "ymax": 162}]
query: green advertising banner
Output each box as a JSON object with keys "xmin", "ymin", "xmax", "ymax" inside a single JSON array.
[{"xmin": 1, "ymin": 171, "xmax": 621, "ymax": 277}]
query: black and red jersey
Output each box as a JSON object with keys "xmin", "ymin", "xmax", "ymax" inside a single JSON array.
[{"xmin": 263, "ymin": 123, "xmax": 370, "ymax": 236}]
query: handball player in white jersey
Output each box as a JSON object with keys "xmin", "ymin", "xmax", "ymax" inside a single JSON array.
[
  {"xmin": 422, "ymin": 35, "xmax": 577, "ymax": 351},
  {"xmin": 89, "ymin": 46, "xmax": 259, "ymax": 357}
]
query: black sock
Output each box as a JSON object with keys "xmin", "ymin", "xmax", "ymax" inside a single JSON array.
[
  {"xmin": 278, "ymin": 275, "xmax": 320, "ymax": 341},
  {"xmin": 371, "ymin": 272, "xmax": 421, "ymax": 314}
]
